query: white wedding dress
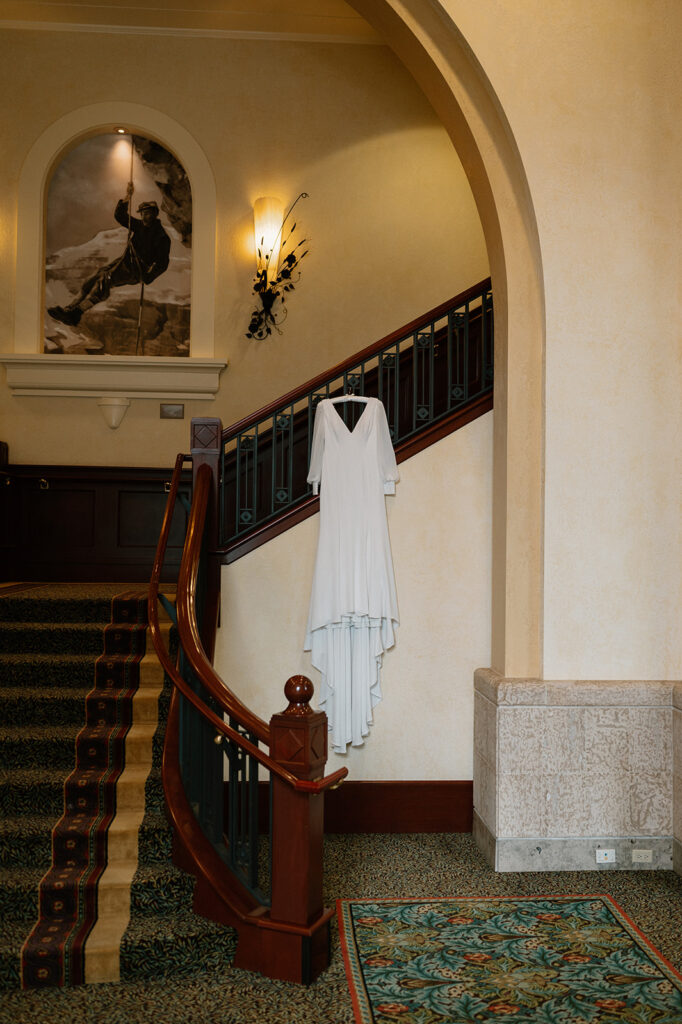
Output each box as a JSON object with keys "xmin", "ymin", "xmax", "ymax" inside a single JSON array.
[{"xmin": 304, "ymin": 397, "xmax": 399, "ymax": 753}]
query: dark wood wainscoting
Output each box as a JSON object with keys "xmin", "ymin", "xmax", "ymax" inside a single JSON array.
[
  {"xmin": 1, "ymin": 463, "xmax": 191, "ymax": 582},
  {"xmin": 324, "ymin": 780, "xmax": 473, "ymax": 833},
  {"xmin": 237, "ymin": 780, "xmax": 473, "ymax": 835}
]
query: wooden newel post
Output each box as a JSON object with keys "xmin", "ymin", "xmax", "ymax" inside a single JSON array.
[
  {"xmin": 190, "ymin": 417, "xmax": 222, "ymax": 660},
  {"xmin": 270, "ymin": 675, "xmax": 328, "ymax": 929}
]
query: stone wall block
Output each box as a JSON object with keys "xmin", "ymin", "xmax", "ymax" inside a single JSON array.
[
  {"xmin": 474, "ymin": 690, "xmax": 497, "ymax": 770},
  {"xmin": 628, "ymin": 771, "xmax": 673, "ymax": 835},
  {"xmin": 544, "ymin": 771, "xmax": 590, "ymax": 836},
  {"xmin": 584, "ymin": 770, "xmax": 631, "ymax": 835},
  {"xmin": 583, "ymin": 708, "xmax": 631, "ymax": 771},
  {"xmin": 542, "ymin": 708, "xmax": 585, "ymax": 772},
  {"xmin": 497, "ymin": 772, "xmax": 546, "ymax": 836},
  {"xmin": 673, "ymin": 772, "xmax": 682, "ymax": 843},
  {"xmin": 628, "ymin": 708, "xmax": 673, "ymax": 773},
  {"xmin": 497, "ymin": 707, "xmax": 544, "ymax": 773},
  {"xmin": 473, "ymin": 750, "xmax": 497, "ymax": 833}
]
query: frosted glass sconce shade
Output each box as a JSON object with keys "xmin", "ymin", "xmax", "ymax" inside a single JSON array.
[{"xmin": 254, "ymin": 196, "xmax": 284, "ymax": 284}]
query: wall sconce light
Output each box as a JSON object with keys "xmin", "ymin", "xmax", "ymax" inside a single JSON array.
[
  {"xmin": 247, "ymin": 192, "xmax": 309, "ymax": 340},
  {"xmin": 97, "ymin": 396, "xmax": 130, "ymax": 429}
]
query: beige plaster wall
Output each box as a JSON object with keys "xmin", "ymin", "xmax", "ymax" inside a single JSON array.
[
  {"xmin": 214, "ymin": 413, "xmax": 492, "ymax": 781},
  {"xmin": 0, "ymin": 29, "xmax": 488, "ymax": 467},
  {"xmin": 432, "ymin": 0, "xmax": 682, "ymax": 680}
]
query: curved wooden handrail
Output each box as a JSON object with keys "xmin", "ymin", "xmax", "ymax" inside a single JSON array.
[
  {"xmin": 148, "ymin": 457, "xmax": 348, "ymax": 792},
  {"xmin": 177, "ymin": 462, "xmax": 270, "ymax": 743},
  {"xmin": 221, "ymin": 277, "xmax": 492, "ymax": 441}
]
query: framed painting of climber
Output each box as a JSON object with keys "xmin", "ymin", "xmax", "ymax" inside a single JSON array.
[{"xmin": 44, "ymin": 131, "xmax": 192, "ymax": 356}]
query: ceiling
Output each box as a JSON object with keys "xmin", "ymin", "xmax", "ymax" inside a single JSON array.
[{"xmin": 0, "ymin": 0, "xmax": 381, "ymax": 42}]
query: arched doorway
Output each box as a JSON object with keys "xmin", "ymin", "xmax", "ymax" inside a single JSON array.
[{"xmin": 350, "ymin": 0, "xmax": 546, "ymax": 680}]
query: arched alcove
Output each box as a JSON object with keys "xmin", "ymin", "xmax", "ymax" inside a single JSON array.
[
  {"xmin": 350, "ymin": 0, "xmax": 546, "ymax": 680},
  {"xmin": 13, "ymin": 101, "xmax": 216, "ymax": 359}
]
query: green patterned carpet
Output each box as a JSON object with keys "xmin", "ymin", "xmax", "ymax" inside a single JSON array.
[{"xmin": 339, "ymin": 895, "xmax": 682, "ymax": 1023}]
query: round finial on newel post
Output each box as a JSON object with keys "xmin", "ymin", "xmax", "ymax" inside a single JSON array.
[{"xmin": 283, "ymin": 675, "xmax": 314, "ymax": 716}]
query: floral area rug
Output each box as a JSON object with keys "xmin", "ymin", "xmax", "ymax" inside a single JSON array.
[{"xmin": 338, "ymin": 895, "xmax": 682, "ymax": 1023}]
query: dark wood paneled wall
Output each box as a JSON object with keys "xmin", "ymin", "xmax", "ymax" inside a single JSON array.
[{"xmin": 0, "ymin": 462, "xmax": 190, "ymax": 582}]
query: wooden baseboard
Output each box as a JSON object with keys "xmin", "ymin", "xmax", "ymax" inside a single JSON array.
[
  {"xmin": 324, "ymin": 780, "xmax": 473, "ymax": 833},
  {"xmin": 229, "ymin": 780, "xmax": 473, "ymax": 835}
]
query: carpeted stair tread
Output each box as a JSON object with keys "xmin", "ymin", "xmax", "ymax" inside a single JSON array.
[
  {"xmin": 0, "ymin": 724, "xmax": 83, "ymax": 770},
  {"xmin": 0, "ymin": 767, "xmax": 70, "ymax": 817},
  {"xmin": 0, "ymin": 622, "xmax": 108, "ymax": 655},
  {"xmin": 0, "ymin": 686, "xmax": 91, "ymax": 726},
  {"xmin": 0, "ymin": 587, "xmax": 125, "ymax": 623},
  {"xmin": 0, "ymin": 919, "xmax": 32, "ymax": 990},
  {"xmin": 142, "ymin": 767, "xmax": 165, "ymax": 813},
  {"xmin": 120, "ymin": 907, "xmax": 238, "ymax": 981},
  {"xmin": 0, "ymin": 815, "xmax": 58, "ymax": 868},
  {"xmin": 136, "ymin": 809, "xmax": 172, "ymax": 864},
  {"xmin": 0, "ymin": 867, "xmax": 45, "ymax": 921},
  {"xmin": 0, "ymin": 652, "xmax": 97, "ymax": 689},
  {"xmin": 129, "ymin": 864, "xmax": 195, "ymax": 917}
]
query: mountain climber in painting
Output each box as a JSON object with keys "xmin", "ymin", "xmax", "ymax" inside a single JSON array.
[{"xmin": 47, "ymin": 183, "xmax": 171, "ymax": 327}]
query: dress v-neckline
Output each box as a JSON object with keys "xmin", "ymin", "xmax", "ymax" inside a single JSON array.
[{"xmin": 330, "ymin": 398, "xmax": 372, "ymax": 436}]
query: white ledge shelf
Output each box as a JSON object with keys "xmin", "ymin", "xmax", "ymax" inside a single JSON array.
[{"xmin": 0, "ymin": 353, "xmax": 227, "ymax": 400}]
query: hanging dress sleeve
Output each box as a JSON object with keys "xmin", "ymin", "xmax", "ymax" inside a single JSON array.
[
  {"xmin": 307, "ymin": 402, "xmax": 326, "ymax": 496},
  {"xmin": 377, "ymin": 400, "xmax": 399, "ymax": 495}
]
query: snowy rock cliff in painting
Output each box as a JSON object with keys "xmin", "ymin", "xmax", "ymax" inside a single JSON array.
[{"xmin": 44, "ymin": 224, "xmax": 191, "ymax": 356}]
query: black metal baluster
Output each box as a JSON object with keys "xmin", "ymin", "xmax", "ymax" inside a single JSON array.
[
  {"xmin": 447, "ymin": 310, "xmax": 454, "ymax": 412},
  {"xmin": 234, "ymin": 437, "xmax": 242, "ymax": 540},
  {"xmin": 271, "ymin": 413, "xmax": 278, "ymax": 516},
  {"xmin": 412, "ymin": 333, "xmax": 418, "ymax": 435},
  {"xmin": 287, "ymin": 405, "xmax": 294, "ymax": 506},
  {"xmin": 247, "ymin": 739, "xmax": 259, "ymax": 890},
  {"xmin": 394, "ymin": 343, "xmax": 400, "ymax": 442},
  {"xmin": 463, "ymin": 302, "xmax": 470, "ymax": 401},
  {"xmin": 485, "ymin": 289, "xmax": 494, "ymax": 389},
  {"xmin": 252, "ymin": 425, "xmax": 259, "ymax": 529}
]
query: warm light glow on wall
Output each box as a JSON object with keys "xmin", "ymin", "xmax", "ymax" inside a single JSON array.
[
  {"xmin": 111, "ymin": 135, "xmax": 133, "ymax": 173},
  {"xmin": 253, "ymin": 196, "xmax": 284, "ymax": 284}
]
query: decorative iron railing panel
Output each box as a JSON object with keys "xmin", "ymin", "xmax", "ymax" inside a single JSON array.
[{"xmin": 220, "ymin": 281, "xmax": 493, "ymax": 548}]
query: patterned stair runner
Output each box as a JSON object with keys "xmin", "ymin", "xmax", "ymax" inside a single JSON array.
[
  {"xmin": 20, "ymin": 592, "xmax": 152, "ymax": 987},
  {"xmin": 0, "ymin": 583, "xmax": 238, "ymax": 992}
]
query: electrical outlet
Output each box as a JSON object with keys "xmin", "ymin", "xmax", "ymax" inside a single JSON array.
[
  {"xmin": 596, "ymin": 848, "xmax": 616, "ymax": 864},
  {"xmin": 632, "ymin": 849, "xmax": 653, "ymax": 864}
]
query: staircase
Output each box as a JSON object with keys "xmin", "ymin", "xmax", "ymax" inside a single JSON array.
[
  {"xmin": 0, "ymin": 585, "xmax": 236, "ymax": 991},
  {"xmin": 0, "ymin": 278, "xmax": 494, "ymax": 990}
]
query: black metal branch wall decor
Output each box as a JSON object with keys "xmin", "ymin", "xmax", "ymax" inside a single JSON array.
[{"xmin": 246, "ymin": 192, "xmax": 309, "ymax": 340}]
